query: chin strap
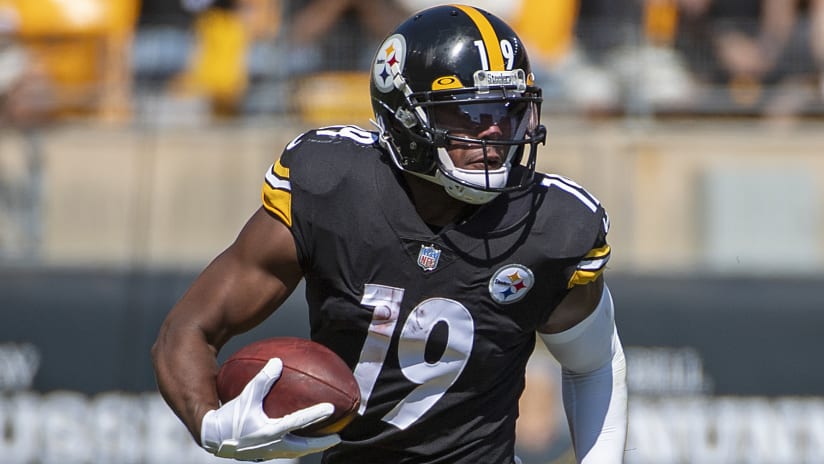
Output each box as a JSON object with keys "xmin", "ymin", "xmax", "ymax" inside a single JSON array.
[
  {"xmin": 539, "ymin": 286, "xmax": 628, "ymax": 464},
  {"xmin": 435, "ymin": 170, "xmax": 502, "ymax": 205},
  {"xmin": 434, "ymin": 147, "xmax": 507, "ymax": 204}
]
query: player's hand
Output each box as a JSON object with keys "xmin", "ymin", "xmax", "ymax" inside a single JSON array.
[{"xmin": 200, "ymin": 358, "xmax": 341, "ymax": 461}]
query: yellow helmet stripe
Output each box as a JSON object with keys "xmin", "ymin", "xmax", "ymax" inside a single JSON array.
[{"xmin": 452, "ymin": 4, "xmax": 505, "ymax": 70}]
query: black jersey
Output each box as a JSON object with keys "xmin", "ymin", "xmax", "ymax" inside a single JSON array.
[{"xmin": 261, "ymin": 126, "xmax": 610, "ymax": 464}]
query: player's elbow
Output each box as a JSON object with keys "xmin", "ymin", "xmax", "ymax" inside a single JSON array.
[
  {"xmin": 150, "ymin": 325, "xmax": 171, "ymax": 375},
  {"xmin": 540, "ymin": 285, "xmax": 620, "ymax": 374}
]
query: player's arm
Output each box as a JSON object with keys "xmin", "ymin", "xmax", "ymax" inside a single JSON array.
[
  {"xmin": 538, "ymin": 276, "xmax": 628, "ymax": 464},
  {"xmin": 151, "ymin": 207, "xmax": 338, "ymax": 460}
]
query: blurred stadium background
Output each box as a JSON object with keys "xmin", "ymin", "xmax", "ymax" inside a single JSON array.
[{"xmin": 0, "ymin": 1, "xmax": 823, "ymax": 463}]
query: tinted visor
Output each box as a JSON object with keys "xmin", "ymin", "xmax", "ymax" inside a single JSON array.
[{"xmin": 428, "ymin": 99, "xmax": 535, "ymax": 140}]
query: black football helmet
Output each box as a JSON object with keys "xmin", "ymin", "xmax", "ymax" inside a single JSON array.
[{"xmin": 370, "ymin": 4, "xmax": 546, "ymax": 204}]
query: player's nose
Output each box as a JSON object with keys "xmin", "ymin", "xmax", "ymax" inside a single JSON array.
[{"xmin": 477, "ymin": 123, "xmax": 503, "ymax": 140}]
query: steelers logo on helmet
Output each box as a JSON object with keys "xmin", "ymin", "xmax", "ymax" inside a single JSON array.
[
  {"xmin": 373, "ymin": 34, "xmax": 406, "ymax": 94},
  {"xmin": 489, "ymin": 264, "xmax": 534, "ymax": 304}
]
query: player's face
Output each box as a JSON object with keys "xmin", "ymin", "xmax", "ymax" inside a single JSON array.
[
  {"xmin": 430, "ymin": 100, "xmax": 527, "ymax": 170},
  {"xmin": 445, "ymin": 125, "xmax": 505, "ymax": 170}
]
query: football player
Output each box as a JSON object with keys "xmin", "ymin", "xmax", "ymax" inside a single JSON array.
[{"xmin": 152, "ymin": 4, "xmax": 627, "ymax": 463}]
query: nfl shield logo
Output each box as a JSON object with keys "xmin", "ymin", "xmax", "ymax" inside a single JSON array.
[{"xmin": 417, "ymin": 245, "xmax": 441, "ymax": 271}]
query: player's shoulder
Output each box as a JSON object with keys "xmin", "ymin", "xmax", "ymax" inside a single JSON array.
[
  {"xmin": 529, "ymin": 171, "xmax": 610, "ymax": 256},
  {"xmin": 265, "ymin": 125, "xmax": 390, "ymax": 208},
  {"xmin": 534, "ymin": 171, "xmax": 607, "ymax": 219},
  {"xmin": 278, "ymin": 125, "xmax": 381, "ymax": 168},
  {"xmin": 263, "ymin": 125, "xmax": 383, "ymax": 226}
]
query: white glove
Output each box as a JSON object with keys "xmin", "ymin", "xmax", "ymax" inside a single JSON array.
[{"xmin": 201, "ymin": 358, "xmax": 342, "ymax": 461}]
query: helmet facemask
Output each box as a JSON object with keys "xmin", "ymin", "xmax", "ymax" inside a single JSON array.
[{"xmin": 376, "ymin": 69, "xmax": 546, "ymax": 204}]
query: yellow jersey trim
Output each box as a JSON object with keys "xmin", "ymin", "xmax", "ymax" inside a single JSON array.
[
  {"xmin": 567, "ymin": 244, "xmax": 611, "ymax": 288},
  {"xmin": 261, "ymin": 161, "xmax": 292, "ymax": 227}
]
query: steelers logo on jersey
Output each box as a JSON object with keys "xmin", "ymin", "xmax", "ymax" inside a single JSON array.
[
  {"xmin": 373, "ymin": 34, "xmax": 406, "ymax": 93},
  {"xmin": 489, "ymin": 264, "xmax": 534, "ymax": 304}
]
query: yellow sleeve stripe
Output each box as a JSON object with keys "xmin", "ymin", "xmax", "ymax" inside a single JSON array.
[
  {"xmin": 452, "ymin": 4, "xmax": 505, "ymax": 71},
  {"xmin": 567, "ymin": 244, "xmax": 611, "ymax": 288},
  {"xmin": 261, "ymin": 161, "xmax": 292, "ymax": 227},
  {"xmin": 583, "ymin": 244, "xmax": 611, "ymax": 262}
]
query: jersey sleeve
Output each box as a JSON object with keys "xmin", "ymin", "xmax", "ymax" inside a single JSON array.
[
  {"xmin": 566, "ymin": 214, "xmax": 611, "ymax": 288},
  {"xmin": 262, "ymin": 157, "xmax": 293, "ymax": 227},
  {"xmin": 260, "ymin": 126, "xmax": 376, "ymax": 228},
  {"xmin": 260, "ymin": 126, "xmax": 380, "ymax": 271},
  {"xmin": 539, "ymin": 173, "xmax": 612, "ymax": 289},
  {"xmin": 261, "ymin": 129, "xmax": 312, "ymax": 228}
]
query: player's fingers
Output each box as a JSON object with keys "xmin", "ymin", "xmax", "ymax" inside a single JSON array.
[
  {"xmin": 259, "ymin": 358, "xmax": 284, "ymax": 382},
  {"xmin": 244, "ymin": 358, "xmax": 283, "ymax": 402},
  {"xmin": 235, "ymin": 433, "xmax": 341, "ymax": 460},
  {"xmin": 277, "ymin": 402, "xmax": 335, "ymax": 431},
  {"xmin": 231, "ymin": 434, "xmax": 340, "ymax": 461},
  {"xmin": 282, "ymin": 432, "xmax": 341, "ymax": 452}
]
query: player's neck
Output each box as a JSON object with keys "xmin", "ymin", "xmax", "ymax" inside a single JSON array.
[{"xmin": 402, "ymin": 173, "xmax": 476, "ymax": 227}]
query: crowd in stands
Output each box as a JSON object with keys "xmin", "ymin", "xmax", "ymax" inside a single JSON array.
[{"xmin": 1, "ymin": 0, "xmax": 823, "ymax": 124}]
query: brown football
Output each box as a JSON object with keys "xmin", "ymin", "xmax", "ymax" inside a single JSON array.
[{"xmin": 216, "ymin": 337, "xmax": 360, "ymax": 437}]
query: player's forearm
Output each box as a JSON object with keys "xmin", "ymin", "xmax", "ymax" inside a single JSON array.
[
  {"xmin": 540, "ymin": 286, "xmax": 628, "ymax": 463},
  {"xmin": 560, "ymin": 335, "xmax": 627, "ymax": 463},
  {"xmin": 152, "ymin": 322, "xmax": 222, "ymax": 444}
]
